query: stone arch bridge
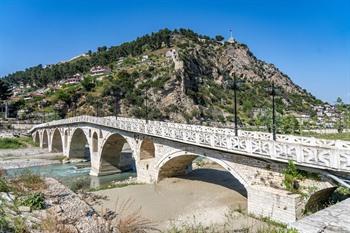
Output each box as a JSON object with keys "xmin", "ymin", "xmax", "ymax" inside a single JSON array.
[{"xmin": 29, "ymin": 116, "xmax": 350, "ymax": 224}]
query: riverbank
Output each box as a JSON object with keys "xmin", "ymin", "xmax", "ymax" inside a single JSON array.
[
  {"xmin": 0, "ymin": 147, "xmax": 62, "ymax": 170},
  {"xmin": 91, "ymin": 167, "xmax": 252, "ymax": 231}
]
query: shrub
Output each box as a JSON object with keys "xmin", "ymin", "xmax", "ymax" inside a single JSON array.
[
  {"xmin": 20, "ymin": 192, "xmax": 45, "ymax": 210},
  {"xmin": 0, "ymin": 138, "xmax": 24, "ymax": 149},
  {"xmin": 0, "ymin": 215, "xmax": 10, "ymax": 233},
  {"xmin": 12, "ymin": 216, "xmax": 28, "ymax": 233},
  {"xmin": 12, "ymin": 170, "xmax": 46, "ymax": 191},
  {"xmin": 283, "ymin": 161, "xmax": 301, "ymax": 192},
  {"xmin": 0, "ymin": 177, "xmax": 10, "ymax": 192},
  {"xmin": 68, "ymin": 178, "xmax": 90, "ymax": 192}
]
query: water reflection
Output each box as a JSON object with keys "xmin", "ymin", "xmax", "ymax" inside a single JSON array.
[{"xmin": 5, "ymin": 163, "xmax": 136, "ymax": 190}]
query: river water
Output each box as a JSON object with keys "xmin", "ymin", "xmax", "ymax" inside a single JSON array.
[{"xmin": 5, "ymin": 163, "xmax": 136, "ymax": 190}]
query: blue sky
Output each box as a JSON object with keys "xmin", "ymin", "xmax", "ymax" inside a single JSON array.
[{"xmin": 0, "ymin": 0, "xmax": 349, "ymax": 103}]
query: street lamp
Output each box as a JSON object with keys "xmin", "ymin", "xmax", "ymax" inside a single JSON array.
[
  {"xmin": 225, "ymin": 73, "xmax": 242, "ymax": 136},
  {"xmin": 110, "ymin": 88, "xmax": 124, "ymax": 120},
  {"xmin": 267, "ymin": 82, "xmax": 280, "ymax": 141},
  {"xmin": 71, "ymin": 102, "xmax": 77, "ymax": 117},
  {"xmin": 95, "ymin": 100, "xmax": 100, "ymax": 117},
  {"xmin": 145, "ymin": 87, "xmax": 149, "ymax": 123}
]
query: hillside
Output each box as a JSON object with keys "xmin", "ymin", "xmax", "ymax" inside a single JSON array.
[{"xmin": 2, "ymin": 29, "xmax": 322, "ymax": 132}]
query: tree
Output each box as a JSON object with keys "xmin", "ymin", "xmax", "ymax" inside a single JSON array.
[
  {"xmin": 335, "ymin": 97, "xmax": 346, "ymax": 133},
  {"xmin": 281, "ymin": 115, "xmax": 300, "ymax": 134},
  {"xmin": 215, "ymin": 35, "xmax": 224, "ymax": 41},
  {"xmin": 0, "ymin": 79, "xmax": 11, "ymax": 100},
  {"xmin": 81, "ymin": 76, "xmax": 95, "ymax": 92}
]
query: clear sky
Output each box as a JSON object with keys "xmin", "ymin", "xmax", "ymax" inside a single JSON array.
[{"xmin": 0, "ymin": 0, "xmax": 349, "ymax": 103}]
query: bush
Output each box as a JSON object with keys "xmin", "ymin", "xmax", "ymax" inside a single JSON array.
[
  {"xmin": 0, "ymin": 138, "xmax": 24, "ymax": 149},
  {"xmin": 20, "ymin": 192, "xmax": 45, "ymax": 210},
  {"xmin": 283, "ymin": 161, "xmax": 301, "ymax": 192},
  {"xmin": 12, "ymin": 170, "xmax": 46, "ymax": 191},
  {"xmin": 0, "ymin": 177, "xmax": 10, "ymax": 192}
]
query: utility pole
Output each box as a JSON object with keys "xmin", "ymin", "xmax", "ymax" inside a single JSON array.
[{"xmin": 270, "ymin": 82, "xmax": 277, "ymax": 141}]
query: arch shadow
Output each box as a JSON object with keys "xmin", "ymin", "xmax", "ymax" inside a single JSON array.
[
  {"xmin": 177, "ymin": 168, "xmax": 247, "ymax": 197},
  {"xmin": 69, "ymin": 128, "xmax": 90, "ymax": 160},
  {"xmin": 52, "ymin": 129, "xmax": 63, "ymax": 152},
  {"xmin": 99, "ymin": 133, "xmax": 135, "ymax": 175},
  {"xmin": 156, "ymin": 152, "xmax": 248, "ymax": 197}
]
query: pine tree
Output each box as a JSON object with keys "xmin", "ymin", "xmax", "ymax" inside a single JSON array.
[{"xmin": 0, "ymin": 79, "xmax": 11, "ymax": 100}]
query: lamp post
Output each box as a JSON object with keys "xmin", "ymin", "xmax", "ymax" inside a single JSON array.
[
  {"xmin": 145, "ymin": 87, "xmax": 149, "ymax": 123},
  {"xmin": 267, "ymin": 82, "xmax": 279, "ymax": 141},
  {"xmin": 74, "ymin": 102, "xmax": 77, "ymax": 117},
  {"xmin": 95, "ymin": 101, "xmax": 99, "ymax": 117},
  {"xmin": 225, "ymin": 73, "xmax": 242, "ymax": 136},
  {"xmin": 110, "ymin": 88, "xmax": 124, "ymax": 120}
]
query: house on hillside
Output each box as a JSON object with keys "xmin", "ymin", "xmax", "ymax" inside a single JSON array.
[
  {"xmin": 64, "ymin": 73, "xmax": 83, "ymax": 85},
  {"xmin": 90, "ymin": 66, "xmax": 111, "ymax": 76}
]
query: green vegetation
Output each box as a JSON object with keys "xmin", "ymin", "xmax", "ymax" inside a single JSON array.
[
  {"xmin": 20, "ymin": 192, "xmax": 45, "ymax": 210},
  {"xmin": 0, "ymin": 177, "xmax": 10, "ymax": 192},
  {"xmin": 0, "ymin": 170, "xmax": 46, "ymax": 233},
  {"xmin": 12, "ymin": 170, "xmax": 46, "ymax": 191},
  {"xmin": 283, "ymin": 160, "xmax": 320, "ymax": 193},
  {"xmin": 0, "ymin": 136, "xmax": 38, "ymax": 149},
  {"xmin": 303, "ymin": 132, "xmax": 350, "ymax": 141},
  {"xmin": 3, "ymin": 28, "xmax": 342, "ymax": 130},
  {"xmin": 0, "ymin": 79, "xmax": 11, "ymax": 100},
  {"xmin": 0, "ymin": 138, "xmax": 24, "ymax": 149}
]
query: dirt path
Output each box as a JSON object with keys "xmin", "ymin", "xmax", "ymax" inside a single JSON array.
[{"xmin": 92, "ymin": 168, "xmax": 250, "ymax": 230}]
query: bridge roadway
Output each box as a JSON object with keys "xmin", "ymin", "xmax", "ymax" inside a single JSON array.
[
  {"xmin": 29, "ymin": 116, "xmax": 350, "ymax": 224},
  {"xmin": 29, "ymin": 115, "xmax": 350, "ymax": 173}
]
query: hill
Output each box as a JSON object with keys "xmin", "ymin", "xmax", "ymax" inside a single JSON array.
[{"xmin": 2, "ymin": 29, "xmax": 323, "ymax": 132}]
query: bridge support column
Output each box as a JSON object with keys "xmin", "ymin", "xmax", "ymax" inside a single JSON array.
[
  {"xmin": 248, "ymin": 185, "xmax": 304, "ymax": 224},
  {"xmin": 89, "ymin": 156, "xmax": 101, "ymax": 176},
  {"xmin": 135, "ymin": 161, "xmax": 156, "ymax": 183}
]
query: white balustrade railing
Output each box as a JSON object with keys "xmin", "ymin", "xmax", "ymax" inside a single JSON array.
[{"xmin": 29, "ymin": 116, "xmax": 350, "ymax": 173}]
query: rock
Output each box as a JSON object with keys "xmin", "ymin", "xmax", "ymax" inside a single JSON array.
[
  {"xmin": 0, "ymin": 192, "xmax": 15, "ymax": 202},
  {"xmin": 18, "ymin": 206, "xmax": 31, "ymax": 212},
  {"xmin": 62, "ymin": 159, "xmax": 71, "ymax": 164}
]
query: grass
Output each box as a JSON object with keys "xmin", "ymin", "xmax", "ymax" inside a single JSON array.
[
  {"xmin": 302, "ymin": 132, "xmax": 350, "ymax": 141},
  {"xmin": 0, "ymin": 136, "xmax": 39, "ymax": 149},
  {"xmin": 0, "ymin": 138, "xmax": 24, "ymax": 149},
  {"xmin": 0, "ymin": 170, "xmax": 44, "ymax": 233},
  {"xmin": 19, "ymin": 192, "xmax": 45, "ymax": 210},
  {"xmin": 11, "ymin": 169, "xmax": 46, "ymax": 192}
]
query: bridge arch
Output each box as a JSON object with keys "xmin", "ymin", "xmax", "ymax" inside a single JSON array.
[
  {"xmin": 68, "ymin": 128, "xmax": 90, "ymax": 159},
  {"xmin": 99, "ymin": 133, "xmax": 134, "ymax": 175},
  {"xmin": 155, "ymin": 150, "xmax": 249, "ymax": 190},
  {"xmin": 34, "ymin": 132, "xmax": 40, "ymax": 145},
  {"xmin": 51, "ymin": 129, "xmax": 63, "ymax": 152},
  {"xmin": 139, "ymin": 138, "xmax": 155, "ymax": 160},
  {"xmin": 42, "ymin": 130, "xmax": 49, "ymax": 148}
]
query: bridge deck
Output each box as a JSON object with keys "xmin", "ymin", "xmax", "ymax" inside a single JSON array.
[{"xmin": 29, "ymin": 115, "xmax": 350, "ymax": 173}]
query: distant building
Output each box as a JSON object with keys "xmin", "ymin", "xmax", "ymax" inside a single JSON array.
[
  {"xmin": 141, "ymin": 55, "xmax": 149, "ymax": 62},
  {"xmin": 64, "ymin": 73, "xmax": 83, "ymax": 85},
  {"xmin": 90, "ymin": 66, "xmax": 111, "ymax": 76},
  {"xmin": 227, "ymin": 29, "xmax": 235, "ymax": 44}
]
